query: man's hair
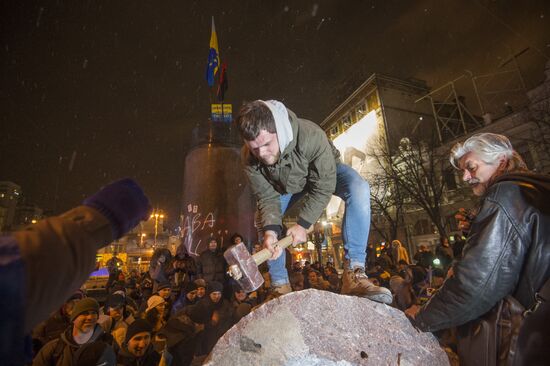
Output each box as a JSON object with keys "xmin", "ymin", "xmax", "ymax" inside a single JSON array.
[
  {"xmin": 236, "ymin": 100, "xmax": 276, "ymax": 141},
  {"xmin": 450, "ymin": 133, "xmax": 527, "ymax": 173}
]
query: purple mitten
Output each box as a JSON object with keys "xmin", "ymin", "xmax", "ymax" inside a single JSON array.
[{"xmin": 83, "ymin": 178, "xmax": 151, "ymax": 239}]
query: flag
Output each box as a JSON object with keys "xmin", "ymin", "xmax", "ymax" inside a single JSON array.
[
  {"xmin": 217, "ymin": 62, "xmax": 228, "ymax": 101},
  {"xmin": 206, "ymin": 17, "xmax": 220, "ymax": 87}
]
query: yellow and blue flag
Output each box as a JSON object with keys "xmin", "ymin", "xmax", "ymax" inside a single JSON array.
[{"xmin": 206, "ymin": 17, "xmax": 220, "ymax": 87}]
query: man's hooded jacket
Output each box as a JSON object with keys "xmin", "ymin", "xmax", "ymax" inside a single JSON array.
[{"xmin": 242, "ymin": 100, "xmax": 340, "ymax": 234}]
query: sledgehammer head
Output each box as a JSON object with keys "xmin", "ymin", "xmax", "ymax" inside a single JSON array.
[{"xmin": 224, "ymin": 243, "xmax": 264, "ymax": 292}]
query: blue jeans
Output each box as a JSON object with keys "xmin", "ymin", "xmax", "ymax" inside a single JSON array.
[{"xmin": 268, "ymin": 163, "xmax": 371, "ymax": 286}]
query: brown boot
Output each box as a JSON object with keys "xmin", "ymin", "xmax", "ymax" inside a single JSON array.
[
  {"xmin": 341, "ymin": 266, "xmax": 393, "ymax": 304},
  {"xmin": 271, "ymin": 283, "xmax": 292, "ymax": 296}
]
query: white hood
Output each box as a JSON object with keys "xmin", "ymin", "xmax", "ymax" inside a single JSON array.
[{"xmin": 260, "ymin": 100, "xmax": 293, "ymax": 153}]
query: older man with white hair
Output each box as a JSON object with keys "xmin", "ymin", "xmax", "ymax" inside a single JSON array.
[{"xmin": 405, "ymin": 133, "xmax": 550, "ymax": 365}]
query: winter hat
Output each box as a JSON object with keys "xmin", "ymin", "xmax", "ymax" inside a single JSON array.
[
  {"xmin": 157, "ymin": 281, "xmax": 171, "ymax": 291},
  {"xmin": 70, "ymin": 298, "xmax": 99, "ymax": 322},
  {"xmin": 184, "ymin": 282, "xmax": 198, "ymax": 294},
  {"xmin": 232, "ymin": 283, "xmax": 245, "ymax": 293},
  {"xmin": 207, "ymin": 281, "xmax": 223, "ymax": 294},
  {"xmin": 184, "ymin": 304, "xmax": 212, "ymax": 324},
  {"xmin": 124, "ymin": 319, "xmax": 153, "ymax": 344},
  {"xmin": 145, "ymin": 295, "xmax": 165, "ymax": 313},
  {"xmin": 194, "ymin": 279, "xmax": 206, "ymax": 289},
  {"xmin": 67, "ymin": 289, "xmax": 86, "ymax": 302},
  {"xmin": 106, "ymin": 294, "xmax": 125, "ymax": 309}
]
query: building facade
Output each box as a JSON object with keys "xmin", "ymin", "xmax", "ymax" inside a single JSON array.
[{"xmin": 321, "ymin": 62, "xmax": 550, "ymax": 259}]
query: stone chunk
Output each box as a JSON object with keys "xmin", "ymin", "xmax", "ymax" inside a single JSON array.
[{"xmin": 205, "ymin": 289, "xmax": 449, "ymax": 366}]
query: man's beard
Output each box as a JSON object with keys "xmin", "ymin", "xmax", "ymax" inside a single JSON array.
[{"xmin": 260, "ymin": 152, "xmax": 280, "ymax": 166}]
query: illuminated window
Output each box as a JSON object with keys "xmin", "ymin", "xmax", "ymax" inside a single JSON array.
[
  {"xmin": 342, "ymin": 115, "xmax": 352, "ymax": 129},
  {"xmin": 355, "ymin": 103, "xmax": 367, "ymax": 120}
]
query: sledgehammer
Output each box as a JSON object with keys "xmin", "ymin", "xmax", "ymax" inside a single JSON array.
[{"xmin": 224, "ymin": 234, "xmax": 302, "ymax": 293}]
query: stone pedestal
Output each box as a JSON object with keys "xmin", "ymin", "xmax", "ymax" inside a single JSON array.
[{"xmin": 205, "ymin": 289, "xmax": 449, "ymax": 365}]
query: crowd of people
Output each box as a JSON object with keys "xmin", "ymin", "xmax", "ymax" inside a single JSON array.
[
  {"xmin": 28, "ymin": 228, "xmax": 465, "ymax": 366},
  {"xmin": 1, "ymin": 98, "xmax": 546, "ymax": 366}
]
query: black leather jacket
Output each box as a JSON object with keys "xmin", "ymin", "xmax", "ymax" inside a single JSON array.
[{"xmin": 415, "ymin": 173, "xmax": 550, "ymax": 332}]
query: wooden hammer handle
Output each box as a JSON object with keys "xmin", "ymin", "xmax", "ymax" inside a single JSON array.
[{"xmin": 252, "ymin": 235, "xmax": 294, "ymax": 266}]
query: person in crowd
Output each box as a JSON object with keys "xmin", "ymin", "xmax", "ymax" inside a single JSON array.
[
  {"xmin": 33, "ymin": 298, "xmax": 116, "ymax": 366},
  {"xmin": 144, "ymin": 295, "xmax": 166, "ymax": 333},
  {"xmin": 195, "ymin": 238, "xmax": 227, "ymax": 284},
  {"xmin": 397, "ymin": 260, "xmax": 428, "ymax": 296},
  {"xmin": 368, "ymin": 264, "xmax": 392, "ymax": 289},
  {"xmin": 405, "ymin": 133, "xmax": 550, "ymax": 365},
  {"xmin": 194, "ymin": 279, "xmax": 207, "ymax": 300},
  {"xmin": 311, "ymin": 261, "xmax": 323, "ymax": 274},
  {"xmin": 32, "ymin": 290, "xmax": 86, "ymax": 354},
  {"xmin": 306, "ymin": 269, "xmax": 330, "ymax": 290},
  {"xmin": 138, "ymin": 271, "xmax": 154, "ymax": 301},
  {"xmin": 230, "ymin": 285, "xmax": 255, "ymax": 323},
  {"xmin": 197, "ymin": 281, "xmax": 235, "ymax": 355},
  {"xmin": 173, "ymin": 251, "xmax": 197, "ymax": 289},
  {"xmin": 366, "ymin": 243, "xmax": 377, "ymax": 269},
  {"xmin": 413, "ymin": 245, "xmax": 435, "ymax": 269},
  {"xmin": 125, "ymin": 270, "xmax": 140, "ymax": 291},
  {"xmin": 154, "ymin": 281, "xmax": 173, "ymax": 316},
  {"xmin": 115, "ymin": 319, "xmax": 160, "ymax": 366},
  {"xmin": 171, "ymin": 281, "xmax": 199, "ymax": 317},
  {"xmin": 157, "ymin": 305, "xmax": 211, "ymax": 366},
  {"xmin": 391, "ymin": 240, "xmax": 410, "ymax": 265},
  {"xmin": 302, "ymin": 261, "xmax": 312, "ymax": 276},
  {"xmin": 289, "ymin": 270, "xmax": 305, "ymax": 291},
  {"xmin": 390, "ymin": 275, "xmax": 416, "ymax": 311},
  {"xmin": 0, "ymin": 178, "xmax": 150, "ymax": 365},
  {"xmin": 435, "ymin": 237, "xmax": 454, "ymax": 271},
  {"xmin": 376, "ymin": 247, "xmax": 394, "ymax": 271},
  {"xmin": 108, "ymin": 270, "xmax": 127, "ymax": 294},
  {"xmin": 237, "ymin": 100, "xmax": 391, "ymax": 303},
  {"xmin": 230, "ymin": 233, "xmax": 244, "ymax": 246},
  {"xmin": 98, "ymin": 294, "xmax": 134, "ymax": 348},
  {"xmin": 323, "ymin": 266, "xmax": 341, "ymax": 293}
]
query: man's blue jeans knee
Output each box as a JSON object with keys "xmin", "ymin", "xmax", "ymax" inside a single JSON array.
[
  {"xmin": 267, "ymin": 163, "xmax": 371, "ymax": 286},
  {"xmin": 334, "ymin": 163, "xmax": 371, "ymax": 269}
]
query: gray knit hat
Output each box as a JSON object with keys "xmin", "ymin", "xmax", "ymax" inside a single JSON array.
[{"xmin": 70, "ymin": 298, "xmax": 99, "ymax": 322}]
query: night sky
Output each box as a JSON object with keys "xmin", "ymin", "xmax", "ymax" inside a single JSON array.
[{"xmin": 1, "ymin": 1, "xmax": 549, "ymax": 227}]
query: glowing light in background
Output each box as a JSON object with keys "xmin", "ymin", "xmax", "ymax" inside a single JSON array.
[{"xmin": 327, "ymin": 110, "xmax": 383, "ymax": 220}]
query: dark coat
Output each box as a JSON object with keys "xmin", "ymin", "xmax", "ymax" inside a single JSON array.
[
  {"xmin": 32, "ymin": 310, "xmax": 71, "ymax": 353},
  {"xmin": 415, "ymin": 173, "xmax": 550, "ymax": 332},
  {"xmin": 116, "ymin": 344, "xmax": 160, "ymax": 366},
  {"xmin": 32, "ymin": 325, "xmax": 115, "ymax": 366},
  {"xmin": 195, "ymin": 249, "xmax": 226, "ymax": 283},
  {"xmin": 196, "ymin": 296, "xmax": 235, "ymax": 355},
  {"xmin": 158, "ymin": 315, "xmax": 197, "ymax": 366}
]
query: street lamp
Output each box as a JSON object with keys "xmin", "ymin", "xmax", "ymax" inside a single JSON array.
[{"xmin": 150, "ymin": 210, "xmax": 165, "ymax": 246}]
